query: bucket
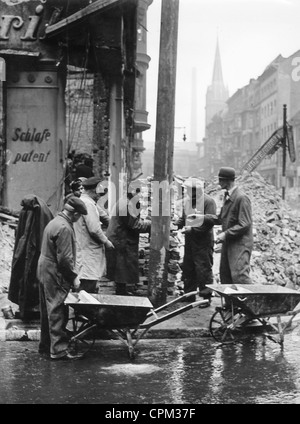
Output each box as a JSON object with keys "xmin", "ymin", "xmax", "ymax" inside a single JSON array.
[{"xmin": 1, "ymin": 305, "xmax": 14, "ymax": 319}]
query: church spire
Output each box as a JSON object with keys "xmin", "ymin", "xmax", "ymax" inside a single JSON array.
[
  {"xmin": 205, "ymin": 37, "xmax": 229, "ymax": 129},
  {"xmin": 212, "ymin": 38, "xmax": 224, "ymax": 84}
]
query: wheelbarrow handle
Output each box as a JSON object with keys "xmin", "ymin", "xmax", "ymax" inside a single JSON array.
[
  {"xmin": 140, "ymin": 299, "xmax": 209, "ymax": 330},
  {"xmin": 148, "ymin": 291, "xmax": 198, "ymax": 315}
]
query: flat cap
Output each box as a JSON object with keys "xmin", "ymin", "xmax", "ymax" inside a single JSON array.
[
  {"xmin": 81, "ymin": 176, "xmax": 102, "ymax": 189},
  {"xmin": 218, "ymin": 167, "xmax": 236, "ymax": 180},
  {"xmin": 65, "ymin": 196, "xmax": 87, "ymax": 215}
]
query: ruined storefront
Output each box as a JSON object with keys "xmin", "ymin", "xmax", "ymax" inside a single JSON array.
[{"xmin": 0, "ymin": 0, "xmax": 152, "ymax": 214}]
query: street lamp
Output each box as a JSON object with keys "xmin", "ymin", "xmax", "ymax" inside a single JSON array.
[{"xmin": 174, "ymin": 126, "xmax": 187, "ymax": 142}]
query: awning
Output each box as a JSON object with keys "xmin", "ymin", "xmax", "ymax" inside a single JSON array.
[{"xmin": 45, "ymin": 0, "xmax": 126, "ymax": 39}]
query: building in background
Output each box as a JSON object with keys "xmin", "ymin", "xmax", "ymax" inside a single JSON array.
[
  {"xmin": 201, "ymin": 39, "xmax": 229, "ymax": 177},
  {"xmin": 203, "ymin": 48, "xmax": 300, "ymax": 206}
]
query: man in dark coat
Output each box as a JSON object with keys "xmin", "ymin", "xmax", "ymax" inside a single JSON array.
[
  {"xmin": 106, "ymin": 182, "xmax": 151, "ymax": 295},
  {"xmin": 176, "ymin": 178, "xmax": 216, "ymax": 304},
  {"xmin": 8, "ymin": 195, "xmax": 53, "ymax": 320},
  {"xmin": 37, "ymin": 196, "xmax": 88, "ymax": 360},
  {"xmin": 214, "ymin": 167, "xmax": 253, "ymax": 284}
]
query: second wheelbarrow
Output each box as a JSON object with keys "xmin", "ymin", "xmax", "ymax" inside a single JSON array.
[{"xmin": 206, "ymin": 284, "xmax": 300, "ymax": 346}]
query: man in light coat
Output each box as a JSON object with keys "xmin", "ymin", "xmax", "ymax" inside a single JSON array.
[
  {"xmin": 74, "ymin": 176, "xmax": 114, "ymax": 293},
  {"xmin": 37, "ymin": 196, "xmax": 88, "ymax": 360}
]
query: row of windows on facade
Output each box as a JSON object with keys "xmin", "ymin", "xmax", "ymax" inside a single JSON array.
[
  {"xmin": 261, "ymin": 78, "xmax": 277, "ymax": 98},
  {"xmin": 223, "ymin": 101, "xmax": 278, "ymax": 135}
]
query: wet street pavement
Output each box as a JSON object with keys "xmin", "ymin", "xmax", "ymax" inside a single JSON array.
[{"xmin": 1, "ymin": 332, "xmax": 300, "ymax": 404}]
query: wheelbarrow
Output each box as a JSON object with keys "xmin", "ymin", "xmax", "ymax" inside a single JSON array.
[
  {"xmin": 64, "ymin": 291, "xmax": 209, "ymax": 359},
  {"xmin": 206, "ymin": 284, "xmax": 300, "ymax": 346}
]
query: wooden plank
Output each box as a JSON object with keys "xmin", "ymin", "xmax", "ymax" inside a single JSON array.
[
  {"xmin": 45, "ymin": 0, "xmax": 124, "ymax": 38},
  {"xmin": 0, "ymin": 212, "xmax": 18, "ymax": 222}
]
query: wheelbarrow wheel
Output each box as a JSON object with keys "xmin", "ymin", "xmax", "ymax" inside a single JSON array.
[
  {"xmin": 67, "ymin": 316, "xmax": 96, "ymax": 356},
  {"xmin": 209, "ymin": 308, "xmax": 244, "ymax": 344}
]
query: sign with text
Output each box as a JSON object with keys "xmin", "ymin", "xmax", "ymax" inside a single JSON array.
[{"xmin": 5, "ymin": 70, "xmax": 65, "ymax": 213}]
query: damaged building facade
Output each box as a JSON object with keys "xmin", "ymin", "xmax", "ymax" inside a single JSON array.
[
  {"xmin": 202, "ymin": 50, "xmax": 300, "ymax": 206},
  {"xmin": 0, "ymin": 0, "xmax": 152, "ymax": 214}
]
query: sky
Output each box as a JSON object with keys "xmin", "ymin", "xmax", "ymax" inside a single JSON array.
[{"xmin": 144, "ymin": 0, "xmax": 300, "ymax": 144}]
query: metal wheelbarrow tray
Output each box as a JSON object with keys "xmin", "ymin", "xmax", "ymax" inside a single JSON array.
[
  {"xmin": 206, "ymin": 284, "xmax": 300, "ymax": 346},
  {"xmin": 65, "ymin": 291, "xmax": 208, "ymax": 359}
]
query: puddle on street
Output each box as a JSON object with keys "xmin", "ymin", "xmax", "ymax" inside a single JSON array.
[
  {"xmin": 100, "ymin": 364, "xmax": 160, "ymax": 375},
  {"xmin": 1, "ymin": 334, "xmax": 300, "ymax": 404}
]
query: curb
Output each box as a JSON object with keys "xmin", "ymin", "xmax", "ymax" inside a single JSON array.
[{"xmin": 0, "ymin": 319, "xmax": 211, "ymax": 341}]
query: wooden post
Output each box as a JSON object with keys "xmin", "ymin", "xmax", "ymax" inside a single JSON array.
[
  {"xmin": 0, "ymin": 80, "xmax": 7, "ymax": 205},
  {"xmin": 282, "ymin": 104, "xmax": 287, "ymax": 200},
  {"xmin": 147, "ymin": 0, "xmax": 179, "ymax": 307}
]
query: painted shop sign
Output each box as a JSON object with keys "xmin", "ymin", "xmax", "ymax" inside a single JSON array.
[
  {"xmin": 0, "ymin": 1, "xmax": 46, "ymax": 42},
  {"xmin": 11, "ymin": 126, "xmax": 51, "ymax": 164}
]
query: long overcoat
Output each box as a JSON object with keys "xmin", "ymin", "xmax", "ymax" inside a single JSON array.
[
  {"xmin": 218, "ymin": 187, "xmax": 253, "ymax": 284},
  {"xmin": 8, "ymin": 195, "xmax": 53, "ymax": 319}
]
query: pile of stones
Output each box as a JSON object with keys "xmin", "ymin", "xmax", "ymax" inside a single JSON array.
[{"xmin": 206, "ymin": 171, "xmax": 300, "ymax": 289}]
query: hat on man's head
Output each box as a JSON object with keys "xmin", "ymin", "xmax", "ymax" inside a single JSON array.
[
  {"xmin": 65, "ymin": 196, "xmax": 87, "ymax": 215},
  {"xmin": 81, "ymin": 176, "xmax": 102, "ymax": 189},
  {"xmin": 218, "ymin": 167, "xmax": 236, "ymax": 180}
]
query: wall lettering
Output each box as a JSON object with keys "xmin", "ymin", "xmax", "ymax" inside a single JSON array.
[
  {"xmin": 12, "ymin": 127, "xmax": 51, "ymax": 143},
  {"xmin": 12, "ymin": 150, "xmax": 51, "ymax": 164},
  {"xmin": 0, "ymin": 12, "xmax": 42, "ymax": 41},
  {"xmin": 11, "ymin": 127, "xmax": 52, "ymax": 165}
]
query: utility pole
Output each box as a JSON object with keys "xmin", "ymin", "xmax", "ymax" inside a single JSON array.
[
  {"xmin": 282, "ymin": 104, "xmax": 287, "ymax": 200},
  {"xmin": 147, "ymin": 0, "xmax": 179, "ymax": 307},
  {"xmin": 0, "ymin": 60, "xmax": 6, "ymax": 205}
]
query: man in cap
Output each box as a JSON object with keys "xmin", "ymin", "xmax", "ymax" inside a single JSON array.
[
  {"xmin": 106, "ymin": 179, "xmax": 151, "ymax": 295},
  {"xmin": 214, "ymin": 167, "xmax": 253, "ymax": 285},
  {"xmin": 175, "ymin": 177, "xmax": 216, "ymax": 304},
  {"xmin": 37, "ymin": 196, "xmax": 88, "ymax": 360},
  {"xmin": 74, "ymin": 176, "xmax": 114, "ymax": 293}
]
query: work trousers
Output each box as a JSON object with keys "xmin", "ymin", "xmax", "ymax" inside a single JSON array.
[
  {"xmin": 182, "ymin": 239, "xmax": 214, "ymax": 298},
  {"xmin": 39, "ymin": 282, "xmax": 70, "ymax": 359},
  {"xmin": 113, "ymin": 246, "xmax": 139, "ymax": 295}
]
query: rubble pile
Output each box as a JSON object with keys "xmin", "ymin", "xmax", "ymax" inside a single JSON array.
[
  {"xmin": 137, "ymin": 178, "xmax": 184, "ymax": 296},
  {"xmin": 207, "ymin": 171, "xmax": 300, "ymax": 288}
]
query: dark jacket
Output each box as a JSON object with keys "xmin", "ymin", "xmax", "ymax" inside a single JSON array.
[
  {"xmin": 8, "ymin": 195, "xmax": 53, "ymax": 319},
  {"xmin": 218, "ymin": 187, "xmax": 253, "ymax": 247},
  {"xmin": 105, "ymin": 196, "xmax": 150, "ymax": 286},
  {"xmin": 106, "ymin": 196, "xmax": 150, "ymax": 251},
  {"xmin": 37, "ymin": 212, "xmax": 78, "ymax": 290},
  {"xmin": 176, "ymin": 193, "xmax": 216, "ymax": 246}
]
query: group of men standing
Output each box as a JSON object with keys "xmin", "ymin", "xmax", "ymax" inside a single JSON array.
[
  {"xmin": 36, "ymin": 165, "xmax": 253, "ymax": 360},
  {"xmin": 37, "ymin": 177, "xmax": 150, "ymax": 360}
]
